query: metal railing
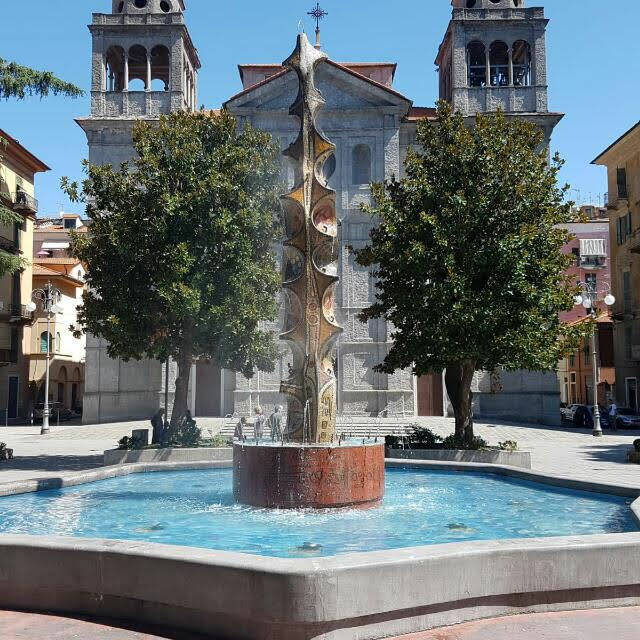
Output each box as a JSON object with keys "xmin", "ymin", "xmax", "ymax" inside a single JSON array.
[
  {"xmin": 11, "ymin": 191, "xmax": 38, "ymax": 214},
  {"xmin": 0, "ymin": 236, "xmax": 18, "ymax": 254},
  {"xmin": 0, "ymin": 349, "xmax": 17, "ymax": 364},
  {"xmin": 8, "ymin": 304, "xmax": 34, "ymax": 322}
]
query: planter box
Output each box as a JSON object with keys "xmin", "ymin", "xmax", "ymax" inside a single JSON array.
[
  {"xmin": 104, "ymin": 447, "xmax": 233, "ymax": 466},
  {"xmin": 0, "ymin": 448, "xmax": 13, "ymax": 461},
  {"xmin": 385, "ymin": 447, "xmax": 532, "ymax": 469}
]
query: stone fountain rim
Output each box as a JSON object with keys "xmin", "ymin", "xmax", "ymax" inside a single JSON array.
[{"xmin": 0, "ymin": 459, "xmax": 638, "ymax": 639}]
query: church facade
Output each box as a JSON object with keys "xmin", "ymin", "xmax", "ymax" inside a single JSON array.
[{"xmin": 79, "ymin": 0, "xmax": 563, "ymax": 425}]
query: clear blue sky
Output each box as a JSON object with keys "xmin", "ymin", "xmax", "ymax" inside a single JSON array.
[{"xmin": 1, "ymin": 1, "xmax": 638, "ymax": 215}]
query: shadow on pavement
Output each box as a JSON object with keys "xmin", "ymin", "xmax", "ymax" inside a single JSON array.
[
  {"xmin": 583, "ymin": 442, "xmax": 637, "ymax": 464},
  {"xmin": 0, "ymin": 454, "xmax": 103, "ymax": 473},
  {"xmin": 1, "ymin": 610, "xmax": 218, "ymax": 639}
]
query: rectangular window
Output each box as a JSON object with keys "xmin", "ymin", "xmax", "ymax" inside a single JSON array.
[
  {"xmin": 617, "ymin": 218, "xmax": 623, "ymax": 245},
  {"xmin": 9, "ymin": 328, "xmax": 18, "ymax": 364},
  {"xmin": 617, "ymin": 167, "xmax": 628, "ymax": 200},
  {"xmin": 625, "ymin": 325, "xmax": 633, "ymax": 360},
  {"xmin": 585, "ymin": 273, "xmax": 597, "ymax": 292},
  {"xmin": 569, "ymin": 353, "xmax": 575, "ymax": 368}
]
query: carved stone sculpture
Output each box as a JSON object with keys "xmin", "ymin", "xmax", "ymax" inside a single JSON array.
[{"xmin": 279, "ymin": 33, "xmax": 342, "ymax": 443}]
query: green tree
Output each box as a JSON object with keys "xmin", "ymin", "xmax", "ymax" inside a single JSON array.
[
  {"xmin": 356, "ymin": 102, "xmax": 588, "ymax": 445},
  {"xmin": 0, "ymin": 58, "xmax": 82, "ymax": 276},
  {"xmin": 64, "ymin": 111, "xmax": 282, "ymax": 426},
  {"xmin": 0, "ymin": 58, "xmax": 83, "ymax": 100}
]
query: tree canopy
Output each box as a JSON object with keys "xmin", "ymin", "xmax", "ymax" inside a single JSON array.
[
  {"xmin": 64, "ymin": 110, "xmax": 283, "ymax": 424},
  {"xmin": 356, "ymin": 102, "xmax": 588, "ymax": 443},
  {"xmin": 0, "ymin": 58, "xmax": 83, "ymax": 100}
]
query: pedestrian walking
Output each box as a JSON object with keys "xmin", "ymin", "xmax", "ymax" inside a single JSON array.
[{"xmin": 609, "ymin": 402, "xmax": 618, "ymax": 431}]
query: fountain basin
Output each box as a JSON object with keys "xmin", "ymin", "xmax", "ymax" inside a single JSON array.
[{"xmin": 233, "ymin": 442, "xmax": 384, "ymax": 509}]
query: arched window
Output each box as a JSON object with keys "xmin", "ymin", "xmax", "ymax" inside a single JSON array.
[
  {"xmin": 489, "ymin": 41, "xmax": 509, "ymax": 87},
  {"xmin": 105, "ymin": 45, "xmax": 126, "ymax": 92},
  {"xmin": 512, "ymin": 40, "xmax": 531, "ymax": 86},
  {"xmin": 128, "ymin": 45, "xmax": 148, "ymax": 90},
  {"xmin": 352, "ymin": 144, "xmax": 372, "ymax": 185},
  {"xmin": 150, "ymin": 45, "xmax": 170, "ymax": 91},
  {"xmin": 40, "ymin": 332, "xmax": 52, "ymax": 354},
  {"xmin": 467, "ymin": 41, "xmax": 486, "ymax": 87}
]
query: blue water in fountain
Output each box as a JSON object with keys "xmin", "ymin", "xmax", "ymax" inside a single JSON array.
[{"xmin": 0, "ymin": 468, "xmax": 635, "ymax": 557}]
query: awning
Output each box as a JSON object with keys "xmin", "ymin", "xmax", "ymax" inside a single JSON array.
[{"xmin": 41, "ymin": 241, "xmax": 70, "ymax": 250}]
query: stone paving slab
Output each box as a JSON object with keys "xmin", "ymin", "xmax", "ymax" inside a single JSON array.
[
  {"xmin": 0, "ymin": 417, "xmax": 637, "ymax": 486},
  {"xmin": 0, "ymin": 610, "xmax": 212, "ymax": 639},
  {"xmin": 388, "ymin": 606, "xmax": 640, "ymax": 639}
]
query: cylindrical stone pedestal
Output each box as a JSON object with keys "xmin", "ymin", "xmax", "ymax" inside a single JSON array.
[{"xmin": 233, "ymin": 442, "xmax": 385, "ymax": 509}]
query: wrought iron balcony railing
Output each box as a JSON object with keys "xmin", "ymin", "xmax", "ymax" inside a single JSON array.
[
  {"xmin": 5, "ymin": 304, "xmax": 34, "ymax": 323},
  {"xmin": 11, "ymin": 191, "xmax": 38, "ymax": 214},
  {"xmin": 0, "ymin": 348, "xmax": 18, "ymax": 365},
  {"xmin": 0, "ymin": 236, "xmax": 19, "ymax": 254}
]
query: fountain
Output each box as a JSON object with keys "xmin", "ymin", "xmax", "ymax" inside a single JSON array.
[{"xmin": 233, "ymin": 33, "xmax": 385, "ymax": 509}]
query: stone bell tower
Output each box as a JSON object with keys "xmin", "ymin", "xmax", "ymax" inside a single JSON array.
[
  {"xmin": 435, "ymin": 0, "xmax": 564, "ymax": 426},
  {"xmin": 77, "ymin": 1, "xmax": 200, "ymax": 424},
  {"xmin": 436, "ymin": 0, "xmax": 562, "ymax": 144},
  {"xmin": 78, "ymin": 0, "xmax": 200, "ymax": 166}
]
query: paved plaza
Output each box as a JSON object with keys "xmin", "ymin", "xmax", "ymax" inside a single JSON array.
[
  {"xmin": 1, "ymin": 607, "xmax": 638, "ymax": 639},
  {"xmin": 0, "ymin": 416, "xmax": 638, "ymax": 487}
]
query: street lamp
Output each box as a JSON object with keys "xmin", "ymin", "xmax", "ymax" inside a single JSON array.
[
  {"xmin": 27, "ymin": 281, "xmax": 62, "ymax": 435},
  {"xmin": 574, "ymin": 285, "xmax": 615, "ymax": 437}
]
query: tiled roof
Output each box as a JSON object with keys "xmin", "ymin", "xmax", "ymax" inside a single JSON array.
[
  {"xmin": 34, "ymin": 258, "xmax": 80, "ymax": 266},
  {"xmin": 34, "ymin": 226, "xmax": 88, "ymax": 233},
  {"xmin": 226, "ymin": 60, "xmax": 410, "ymax": 107},
  {"xmin": 405, "ymin": 106, "xmax": 437, "ymax": 122},
  {"xmin": 33, "ymin": 264, "xmax": 60, "ymax": 277},
  {"xmin": 33, "ymin": 263, "xmax": 84, "ymax": 287}
]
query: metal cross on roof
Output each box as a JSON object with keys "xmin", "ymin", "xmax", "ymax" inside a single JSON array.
[{"xmin": 307, "ymin": 3, "xmax": 328, "ymax": 31}]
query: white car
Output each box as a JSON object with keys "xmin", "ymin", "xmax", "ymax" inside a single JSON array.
[{"xmin": 560, "ymin": 404, "xmax": 580, "ymax": 423}]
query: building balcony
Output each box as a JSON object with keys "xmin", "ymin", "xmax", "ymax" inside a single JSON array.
[
  {"xmin": 0, "ymin": 348, "xmax": 18, "ymax": 365},
  {"xmin": 580, "ymin": 256, "xmax": 606, "ymax": 270},
  {"xmin": 0, "ymin": 304, "xmax": 34, "ymax": 325},
  {"xmin": 11, "ymin": 191, "xmax": 38, "ymax": 215},
  {"xmin": 0, "ymin": 236, "xmax": 19, "ymax": 255}
]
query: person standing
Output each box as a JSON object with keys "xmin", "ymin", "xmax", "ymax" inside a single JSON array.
[
  {"xmin": 609, "ymin": 402, "xmax": 618, "ymax": 431},
  {"xmin": 253, "ymin": 406, "xmax": 265, "ymax": 441},
  {"xmin": 234, "ymin": 416, "xmax": 247, "ymax": 440},
  {"xmin": 268, "ymin": 405, "xmax": 283, "ymax": 442},
  {"xmin": 151, "ymin": 408, "xmax": 165, "ymax": 445}
]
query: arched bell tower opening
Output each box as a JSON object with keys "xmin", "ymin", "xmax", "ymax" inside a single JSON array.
[{"xmin": 436, "ymin": 0, "xmax": 561, "ymax": 143}]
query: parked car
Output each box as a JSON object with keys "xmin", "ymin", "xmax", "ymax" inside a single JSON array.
[
  {"xmin": 572, "ymin": 405, "xmax": 610, "ymax": 429},
  {"xmin": 560, "ymin": 403, "xmax": 580, "ymax": 423},
  {"xmin": 32, "ymin": 402, "xmax": 78, "ymax": 423},
  {"xmin": 614, "ymin": 408, "xmax": 640, "ymax": 430}
]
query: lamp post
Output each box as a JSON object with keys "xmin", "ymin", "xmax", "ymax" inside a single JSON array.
[
  {"xmin": 27, "ymin": 281, "xmax": 62, "ymax": 435},
  {"xmin": 573, "ymin": 287, "xmax": 615, "ymax": 437}
]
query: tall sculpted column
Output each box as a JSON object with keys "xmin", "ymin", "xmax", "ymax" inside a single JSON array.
[{"xmin": 280, "ymin": 33, "xmax": 343, "ymax": 443}]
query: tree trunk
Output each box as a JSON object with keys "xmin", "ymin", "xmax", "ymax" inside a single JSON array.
[
  {"xmin": 444, "ymin": 361, "xmax": 476, "ymax": 446},
  {"xmin": 170, "ymin": 336, "xmax": 194, "ymax": 430}
]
